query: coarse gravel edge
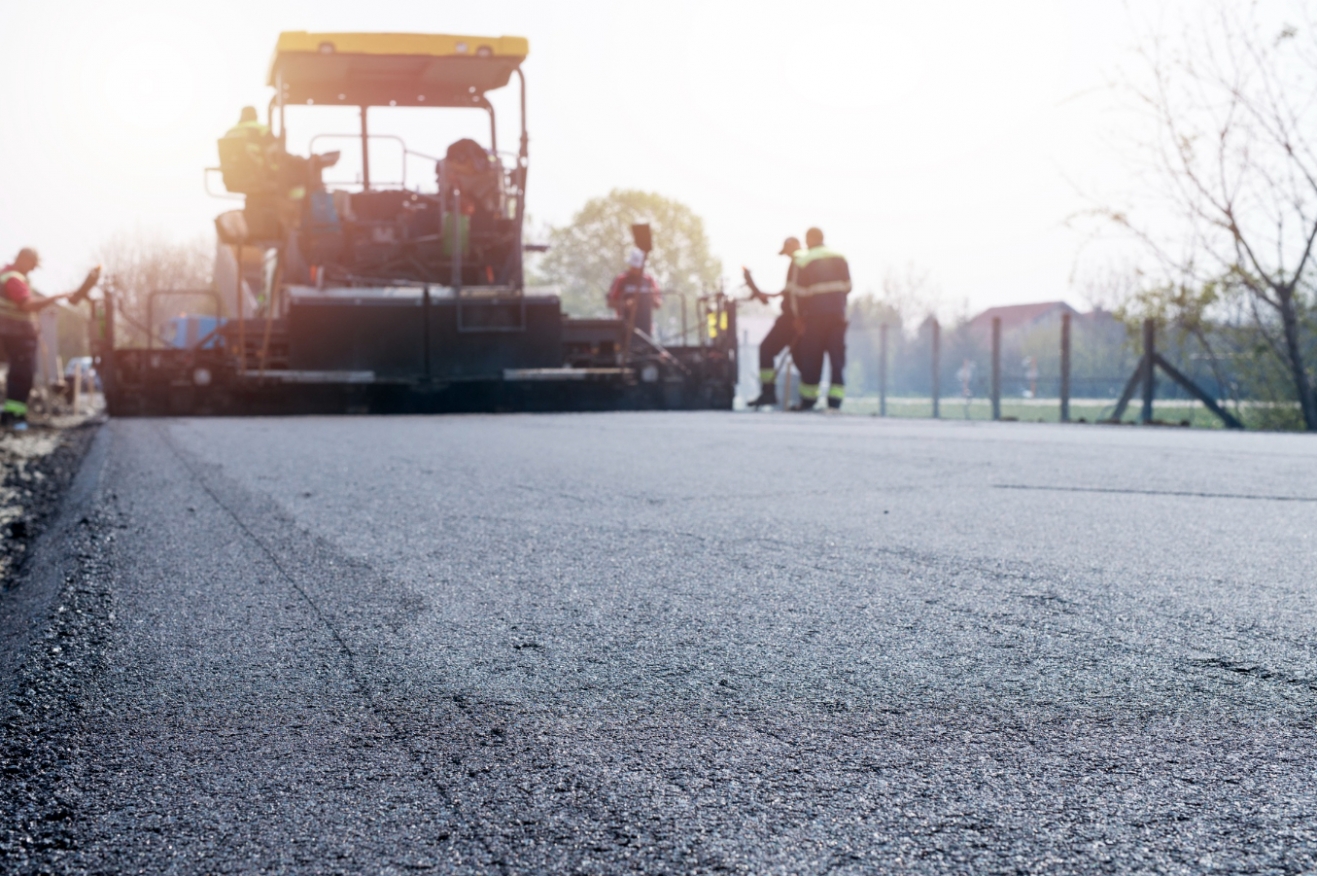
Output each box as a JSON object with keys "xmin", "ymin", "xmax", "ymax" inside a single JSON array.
[{"xmin": 0, "ymin": 423, "xmax": 112, "ymax": 872}]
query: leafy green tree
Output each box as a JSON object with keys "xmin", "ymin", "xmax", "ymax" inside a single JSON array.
[{"xmin": 538, "ymin": 190, "xmax": 722, "ymax": 334}]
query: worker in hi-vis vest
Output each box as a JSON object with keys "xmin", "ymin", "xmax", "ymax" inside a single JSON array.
[
  {"xmin": 0, "ymin": 248, "xmax": 100, "ymax": 429},
  {"xmin": 787, "ymin": 227, "xmax": 851, "ymax": 411},
  {"xmin": 742, "ymin": 235, "xmax": 803, "ymax": 408}
]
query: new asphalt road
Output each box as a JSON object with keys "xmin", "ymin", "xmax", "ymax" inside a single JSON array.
[{"xmin": 4, "ymin": 413, "xmax": 1317, "ymax": 874}]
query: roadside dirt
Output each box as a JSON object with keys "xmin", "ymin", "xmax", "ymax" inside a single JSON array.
[{"xmin": 0, "ymin": 420, "xmax": 100, "ymax": 589}]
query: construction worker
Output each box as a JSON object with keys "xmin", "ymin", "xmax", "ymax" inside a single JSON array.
[
  {"xmin": 788, "ymin": 227, "xmax": 852, "ymax": 411},
  {"xmin": 607, "ymin": 248, "xmax": 662, "ymax": 336},
  {"xmin": 742, "ymin": 236, "xmax": 803, "ymax": 408},
  {"xmin": 0, "ymin": 249, "xmax": 100, "ymax": 429},
  {"xmin": 217, "ymin": 106, "xmax": 277, "ymax": 194}
]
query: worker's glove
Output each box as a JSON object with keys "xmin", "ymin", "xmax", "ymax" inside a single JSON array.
[
  {"xmin": 742, "ymin": 268, "xmax": 768, "ymax": 304},
  {"xmin": 69, "ymin": 266, "xmax": 101, "ymax": 305}
]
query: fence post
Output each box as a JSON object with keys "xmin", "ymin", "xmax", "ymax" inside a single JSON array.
[
  {"xmin": 991, "ymin": 316, "xmax": 1001, "ymax": 421},
  {"xmin": 1060, "ymin": 312, "xmax": 1071, "ymax": 423},
  {"xmin": 1141, "ymin": 318, "xmax": 1155, "ymax": 424},
  {"xmin": 879, "ymin": 323, "xmax": 888, "ymax": 417},
  {"xmin": 931, "ymin": 318, "xmax": 940, "ymax": 419}
]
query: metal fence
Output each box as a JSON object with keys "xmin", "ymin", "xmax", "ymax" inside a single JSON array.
[{"xmin": 741, "ymin": 315, "xmax": 1242, "ymax": 428}]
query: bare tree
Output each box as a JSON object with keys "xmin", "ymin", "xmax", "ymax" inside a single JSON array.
[
  {"xmin": 95, "ymin": 230, "xmax": 212, "ymax": 345},
  {"xmin": 1104, "ymin": 4, "xmax": 1317, "ymax": 429},
  {"xmin": 877, "ymin": 263, "xmax": 943, "ymax": 335}
]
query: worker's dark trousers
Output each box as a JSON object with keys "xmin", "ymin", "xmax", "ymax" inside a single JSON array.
[
  {"xmin": 758, "ymin": 314, "xmax": 798, "ymax": 377},
  {"xmin": 622, "ymin": 294, "xmax": 655, "ymax": 336},
  {"xmin": 1, "ymin": 331, "xmax": 37, "ymax": 415},
  {"xmin": 794, "ymin": 316, "xmax": 847, "ymax": 408}
]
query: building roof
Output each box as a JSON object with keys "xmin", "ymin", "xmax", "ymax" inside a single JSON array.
[{"xmin": 967, "ymin": 301, "xmax": 1078, "ymax": 334}]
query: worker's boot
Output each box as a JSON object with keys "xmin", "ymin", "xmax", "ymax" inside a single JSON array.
[
  {"xmin": 748, "ymin": 383, "xmax": 777, "ymax": 408},
  {"xmin": 789, "ymin": 398, "xmax": 817, "ymax": 412}
]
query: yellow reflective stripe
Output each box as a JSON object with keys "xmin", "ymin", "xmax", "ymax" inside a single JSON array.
[
  {"xmin": 227, "ymin": 120, "xmax": 270, "ymax": 137},
  {"xmin": 792, "ymin": 246, "xmax": 846, "ymax": 268},
  {"xmin": 759, "ymin": 369, "xmax": 776, "ymax": 383},
  {"xmin": 828, "ymin": 384, "xmax": 845, "ymax": 399},
  {"xmin": 2, "ymin": 399, "xmax": 27, "ymax": 415},
  {"xmin": 799, "ymin": 383, "xmax": 820, "ymax": 399},
  {"xmin": 794, "ymin": 280, "xmax": 853, "ymax": 297}
]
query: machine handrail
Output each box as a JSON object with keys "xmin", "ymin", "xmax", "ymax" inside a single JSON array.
[
  {"xmin": 203, "ymin": 167, "xmax": 246, "ymax": 201},
  {"xmin": 146, "ymin": 288, "xmax": 224, "ymax": 350}
]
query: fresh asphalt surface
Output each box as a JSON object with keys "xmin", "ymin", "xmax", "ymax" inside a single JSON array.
[{"xmin": 4, "ymin": 412, "xmax": 1317, "ymax": 874}]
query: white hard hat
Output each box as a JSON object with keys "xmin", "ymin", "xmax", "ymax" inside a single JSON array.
[{"xmin": 627, "ymin": 248, "xmax": 645, "ymax": 269}]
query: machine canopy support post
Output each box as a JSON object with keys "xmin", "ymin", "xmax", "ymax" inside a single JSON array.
[
  {"xmin": 359, "ymin": 106, "xmax": 370, "ymax": 191},
  {"xmin": 513, "ymin": 68, "xmax": 529, "ymax": 291},
  {"xmin": 879, "ymin": 323, "xmax": 888, "ymax": 417},
  {"xmin": 931, "ymin": 318, "xmax": 940, "ymax": 419},
  {"xmin": 1060, "ymin": 312, "xmax": 1071, "ymax": 423},
  {"xmin": 276, "ymin": 69, "xmax": 286, "ymax": 146},
  {"xmin": 991, "ymin": 316, "xmax": 1001, "ymax": 421},
  {"xmin": 451, "ymin": 186, "xmax": 462, "ymax": 293},
  {"xmin": 1141, "ymin": 318, "xmax": 1155, "ymax": 424}
]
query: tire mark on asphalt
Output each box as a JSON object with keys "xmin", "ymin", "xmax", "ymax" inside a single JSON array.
[
  {"xmin": 995, "ymin": 483, "xmax": 1317, "ymax": 502},
  {"xmin": 154, "ymin": 423, "xmax": 512, "ymax": 875}
]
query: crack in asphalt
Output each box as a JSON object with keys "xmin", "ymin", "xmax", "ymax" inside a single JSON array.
[
  {"xmin": 1187, "ymin": 656, "xmax": 1317, "ymax": 691},
  {"xmin": 153, "ymin": 424, "xmax": 513, "ymax": 876}
]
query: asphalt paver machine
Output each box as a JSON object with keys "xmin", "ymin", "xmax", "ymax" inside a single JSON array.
[{"xmin": 99, "ymin": 32, "xmax": 737, "ymax": 415}]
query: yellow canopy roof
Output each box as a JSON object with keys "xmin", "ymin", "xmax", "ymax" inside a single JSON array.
[{"xmin": 268, "ymin": 32, "xmax": 529, "ymax": 108}]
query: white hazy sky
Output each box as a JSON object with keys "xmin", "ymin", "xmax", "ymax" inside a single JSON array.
[{"xmin": 0, "ymin": 1, "xmax": 1201, "ymax": 312}]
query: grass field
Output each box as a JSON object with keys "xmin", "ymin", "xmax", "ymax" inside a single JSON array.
[{"xmin": 831, "ymin": 396, "xmax": 1263, "ymax": 429}]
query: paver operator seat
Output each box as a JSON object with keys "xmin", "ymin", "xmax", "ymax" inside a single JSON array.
[{"xmin": 220, "ymin": 31, "xmax": 531, "ymax": 291}]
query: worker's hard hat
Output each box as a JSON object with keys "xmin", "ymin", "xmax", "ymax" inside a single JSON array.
[
  {"xmin": 778, "ymin": 236, "xmax": 801, "ymax": 256},
  {"xmin": 16, "ymin": 247, "xmax": 39, "ymax": 267},
  {"xmin": 239, "ymin": 106, "xmax": 258, "ymax": 123},
  {"xmin": 627, "ymin": 248, "xmax": 645, "ymax": 269},
  {"xmin": 805, "ymin": 227, "xmax": 824, "ymax": 247}
]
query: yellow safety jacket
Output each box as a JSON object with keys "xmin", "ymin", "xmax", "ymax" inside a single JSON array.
[
  {"xmin": 218, "ymin": 120, "xmax": 277, "ymax": 195},
  {"xmin": 0, "ymin": 269, "xmax": 35, "ymax": 334},
  {"xmin": 788, "ymin": 246, "xmax": 852, "ymax": 318}
]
